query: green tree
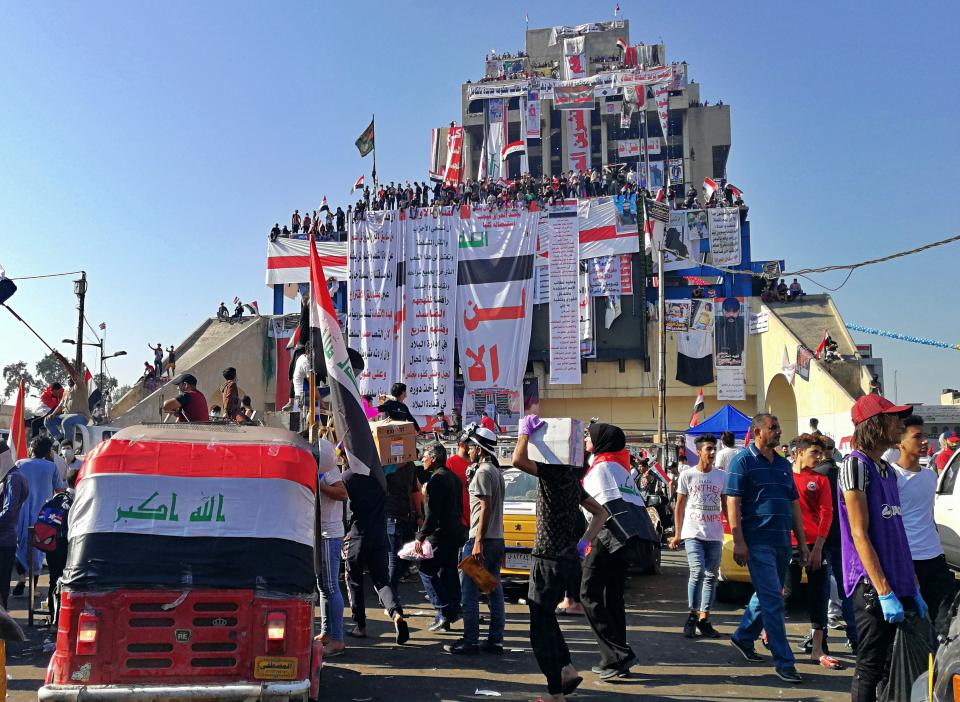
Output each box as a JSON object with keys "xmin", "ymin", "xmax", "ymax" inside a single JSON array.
[
  {"xmin": 34, "ymin": 352, "xmax": 69, "ymax": 387},
  {"xmin": 94, "ymin": 373, "xmax": 119, "ymax": 400},
  {"xmin": 2, "ymin": 361, "xmax": 36, "ymax": 401}
]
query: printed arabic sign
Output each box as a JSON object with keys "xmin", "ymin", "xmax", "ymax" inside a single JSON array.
[
  {"xmin": 547, "ymin": 201, "xmax": 581, "ymax": 385},
  {"xmin": 707, "ymin": 207, "xmax": 741, "ymax": 267}
]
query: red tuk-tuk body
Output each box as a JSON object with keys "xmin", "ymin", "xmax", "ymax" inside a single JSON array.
[{"xmin": 39, "ymin": 424, "xmax": 324, "ymax": 701}]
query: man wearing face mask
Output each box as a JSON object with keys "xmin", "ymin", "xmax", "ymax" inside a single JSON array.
[{"xmin": 59, "ymin": 442, "xmax": 82, "ymax": 484}]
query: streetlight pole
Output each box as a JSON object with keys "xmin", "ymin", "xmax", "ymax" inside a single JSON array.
[{"xmin": 73, "ymin": 273, "xmax": 87, "ymax": 374}]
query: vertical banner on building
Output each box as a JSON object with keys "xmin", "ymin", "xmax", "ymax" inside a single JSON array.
[
  {"xmin": 444, "ymin": 126, "xmax": 464, "ymax": 185},
  {"xmin": 563, "ymin": 36, "xmax": 586, "ymax": 80},
  {"xmin": 429, "ymin": 128, "xmax": 443, "ymax": 181},
  {"xmin": 566, "ymin": 109, "xmax": 591, "ymax": 172},
  {"xmin": 664, "ymin": 210, "xmax": 694, "ymax": 271},
  {"xmin": 653, "ymin": 78, "xmax": 671, "ymax": 140},
  {"xmin": 457, "ymin": 206, "xmax": 537, "ymax": 411},
  {"xmin": 669, "ymin": 158, "xmax": 684, "ymax": 184},
  {"xmin": 707, "ymin": 207, "xmax": 742, "ymax": 266},
  {"xmin": 715, "ymin": 297, "xmax": 746, "ymax": 369},
  {"xmin": 347, "ymin": 211, "xmax": 399, "ymax": 396},
  {"xmin": 579, "ymin": 263, "xmax": 595, "ymax": 358},
  {"xmin": 547, "ymin": 200, "xmax": 581, "ymax": 385},
  {"xmin": 526, "ymin": 88, "xmax": 541, "ymax": 139},
  {"xmin": 485, "ymin": 98, "xmax": 506, "ymax": 183},
  {"xmin": 402, "ymin": 212, "xmax": 459, "ymax": 415}
]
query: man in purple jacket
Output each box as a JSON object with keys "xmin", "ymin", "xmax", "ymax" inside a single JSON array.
[{"xmin": 838, "ymin": 395, "xmax": 925, "ymax": 702}]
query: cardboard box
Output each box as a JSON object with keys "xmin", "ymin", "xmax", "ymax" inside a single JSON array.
[
  {"xmin": 526, "ymin": 418, "xmax": 585, "ymax": 467},
  {"xmin": 369, "ymin": 419, "xmax": 418, "ymax": 465}
]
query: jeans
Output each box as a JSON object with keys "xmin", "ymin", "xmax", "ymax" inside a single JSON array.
[
  {"xmin": 528, "ymin": 556, "xmax": 577, "ymax": 695},
  {"xmin": 826, "ymin": 544, "xmax": 858, "ymax": 648},
  {"xmin": 343, "ymin": 518, "xmax": 403, "ymax": 628},
  {"xmin": 44, "ymin": 415, "xmax": 63, "ymax": 440},
  {"xmin": 732, "ymin": 542, "xmax": 795, "ymax": 671},
  {"xmin": 460, "ymin": 538, "xmax": 505, "ymax": 645},
  {"xmin": 60, "ymin": 414, "xmax": 89, "ymax": 444},
  {"xmin": 581, "ymin": 538, "xmax": 634, "ymax": 669},
  {"xmin": 318, "ymin": 537, "xmax": 344, "ymax": 642},
  {"xmin": 915, "ymin": 554, "xmax": 956, "ymax": 639},
  {"xmin": 786, "ymin": 545, "xmax": 829, "ymax": 629},
  {"xmin": 418, "ymin": 541, "xmax": 462, "ymax": 622},
  {"xmin": 685, "ymin": 538, "xmax": 722, "ymax": 613}
]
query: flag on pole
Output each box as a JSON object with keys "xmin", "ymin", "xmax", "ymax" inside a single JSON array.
[
  {"xmin": 501, "ymin": 141, "xmax": 526, "ymax": 159},
  {"xmin": 703, "ymin": 177, "xmax": 718, "ymax": 201},
  {"xmin": 98, "ymin": 322, "xmax": 106, "ymax": 331},
  {"xmin": 307, "ymin": 232, "xmax": 386, "ymax": 492},
  {"xmin": 319, "ymin": 196, "xmax": 330, "ymax": 214},
  {"xmin": 614, "ymin": 3, "xmax": 621, "ymax": 16},
  {"xmin": 649, "ymin": 461, "xmax": 670, "ymax": 486},
  {"xmin": 84, "ymin": 369, "xmax": 102, "ymax": 413},
  {"xmin": 689, "ymin": 388, "xmax": 705, "ymax": 428},
  {"xmin": 355, "ymin": 118, "xmax": 375, "ymax": 157},
  {"xmin": 815, "ymin": 328, "xmax": 830, "ymax": 359},
  {"xmin": 726, "ymin": 183, "xmax": 744, "ymax": 199},
  {"xmin": 10, "ymin": 381, "xmax": 27, "ymax": 460},
  {"xmin": 351, "ymin": 175, "xmax": 364, "ymax": 193}
]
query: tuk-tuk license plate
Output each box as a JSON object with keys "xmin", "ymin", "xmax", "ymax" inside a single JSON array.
[
  {"xmin": 505, "ymin": 551, "xmax": 532, "ymax": 570},
  {"xmin": 254, "ymin": 656, "xmax": 298, "ymax": 680}
]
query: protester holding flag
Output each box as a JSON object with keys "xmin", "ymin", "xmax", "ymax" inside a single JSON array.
[
  {"xmin": 44, "ymin": 356, "xmax": 91, "ymax": 442},
  {"xmin": 306, "ymin": 230, "xmax": 409, "ymax": 645}
]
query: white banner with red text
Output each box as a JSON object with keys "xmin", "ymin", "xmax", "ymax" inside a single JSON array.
[{"xmin": 547, "ymin": 201, "xmax": 581, "ymax": 385}]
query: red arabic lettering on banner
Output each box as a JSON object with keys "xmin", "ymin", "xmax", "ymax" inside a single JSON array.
[
  {"xmin": 565, "ymin": 109, "xmax": 591, "ymax": 172},
  {"xmin": 563, "ymin": 37, "xmax": 586, "ymax": 80},
  {"xmin": 653, "ymin": 80, "xmax": 670, "ymax": 144},
  {"xmin": 444, "ymin": 126, "xmax": 464, "ymax": 185},
  {"xmin": 620, "ymin": 254, "xmax": 634, "ymax": 295},
  {"xmin": 554, "ymin": 84, "xmax": 594, "ymax": 109}
]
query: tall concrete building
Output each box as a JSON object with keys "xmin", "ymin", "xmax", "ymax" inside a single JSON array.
[{"xmin": 455, "ymin": 19, "xmax": 731, "ymax": 192}]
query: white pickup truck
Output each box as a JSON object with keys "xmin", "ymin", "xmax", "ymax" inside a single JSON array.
[{"xmin": 934, "ymin": 451, "xmax": 960, "ymax": 568}]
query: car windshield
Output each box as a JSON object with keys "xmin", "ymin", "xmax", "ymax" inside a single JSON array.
[{"xmin": 503, "ymin": 469, "xmax": 538, "ymax": 502}]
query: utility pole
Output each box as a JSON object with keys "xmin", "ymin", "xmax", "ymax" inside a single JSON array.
[{"xmin": 74, "ymin": 272, "xmax": 87, "ymax": 374}]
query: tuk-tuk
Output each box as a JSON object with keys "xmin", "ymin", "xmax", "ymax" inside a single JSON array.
[{"xmin": 39, "ymin": 424, "xmax": 324, "ymax": 701}]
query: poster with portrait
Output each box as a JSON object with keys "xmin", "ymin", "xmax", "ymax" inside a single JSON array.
[
  {"xmin": 686, "ymin": 210, "xmax": 709, "ymax": 242},
  {"xmin": 689, "ymin": 298, "xmax": 715, "ymax": 332},
  {"xmin": 714, "ymin": 297, "xmax": 746, "ymax": 368},
  {"xmin": 796, "ymin": 345, "xmax": 814, "ymax": 382},
  {"xmin": 665, "ymin": 299, "xmax": 691, "ymax": 332}
]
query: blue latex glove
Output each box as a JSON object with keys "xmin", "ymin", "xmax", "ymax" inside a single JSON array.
[
  {"xmin": 915, "ymin": 589, "xmax": 929, "ymax": 620},
  {"xmin": 879, "ymin": 591, "xmax": 905, "ymax": 624},
  {"xmin": 519, "ymin": 414, "xmax": 546, "ymax": 436},
  {"xmin": 576, "ymin": 538, "xmax": 590, "ymax": 560}
]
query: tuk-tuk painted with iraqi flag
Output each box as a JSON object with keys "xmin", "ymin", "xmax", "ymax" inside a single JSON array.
[{"xmin": 39, "ymin": 423, "xmax": 325, "ymax": 701}]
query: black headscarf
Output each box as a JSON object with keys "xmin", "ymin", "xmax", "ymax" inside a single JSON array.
[{"xmin": 589, "ymin": 423, "xmax": 626, "ymax": 455}]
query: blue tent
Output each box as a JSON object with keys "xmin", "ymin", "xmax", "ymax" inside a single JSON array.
[{"xmin": 687, "ymin": 404, "xmax": 752, "ymax": 438}]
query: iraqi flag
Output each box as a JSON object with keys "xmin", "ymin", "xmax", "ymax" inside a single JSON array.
[
  {"xmin": 815, "ymin": 328, "xmax": 830, "ymax": 359},
  {"xmin": 689, "ymin": 389, "xmax": 705, "ymax": 428},
  {"xmin": 10, "ymin": 381, "xmax": 28, "ymax": 461},
  {"xmin": 84, "ymin": 369, "xmax": 102, "ymax": 413},
  {"xmin": 352, "ymin": 175, "xmax": 365, "ymax": 193},
  {"xmin": 703, "ymin": 177, "xmax": 719, "ymax": 201},
  {"xmin": 650, "ymin": 461, "xmax": 671, "ymax": 487},
  {"xmin": 307, "ymin": 232, "xmax": 387, "ymax": 493},
  {"xmin": 726, "ymin": 183, "xmax": 743, "ymax": 199},
  {"xmin": 501, "ymin": 141, "xmax": 525, "ymax": 159}
]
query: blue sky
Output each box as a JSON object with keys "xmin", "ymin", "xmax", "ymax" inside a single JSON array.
[{"xmin": 1, "ymin": 1, "xmax": 957, "ymax": 404}]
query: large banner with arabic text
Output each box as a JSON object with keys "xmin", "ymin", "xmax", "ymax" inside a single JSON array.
[
  {"xmin": 347, "ymin": 211, "xmax": 400, "ymax": 396},
  {"xmin": 457, "ymin": 206, "xmax": 537, "ymax": 409},
  {"xmin": 402, "ymin": 210, "xmax": 459, "ymax": 415}
]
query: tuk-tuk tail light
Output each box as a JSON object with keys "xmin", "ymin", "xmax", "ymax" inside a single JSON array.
[
  {"xmin": 77, "ymin": 612, "xmax": 99, "ymax": 655},
  {"xmin": 266, "ymin": 611, "xmax": 286, "ymax": 650}
]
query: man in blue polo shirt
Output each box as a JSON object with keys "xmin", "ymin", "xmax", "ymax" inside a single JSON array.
[{"xmin": 725, "ymin": 413, "xmax": 809, "ymax": 684}]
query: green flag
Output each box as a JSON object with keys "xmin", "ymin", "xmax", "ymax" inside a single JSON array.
[{"xmin": 355, "ymin": 119, "xmax": 375, "ymax": 157}]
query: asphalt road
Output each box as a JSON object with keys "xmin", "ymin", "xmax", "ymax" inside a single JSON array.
[{"xmin": 6, "ymin": 552, "xmax": 855, "ymax": 701}]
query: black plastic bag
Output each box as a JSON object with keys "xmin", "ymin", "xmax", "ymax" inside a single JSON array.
[{"xmin": 878, "ymin": 611, "xmax": 934, "ymax": 702}]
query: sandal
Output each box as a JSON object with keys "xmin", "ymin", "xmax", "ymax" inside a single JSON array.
[{"xmin": 817, "ymin": 655, "xmax": 845, "ymax": 670}]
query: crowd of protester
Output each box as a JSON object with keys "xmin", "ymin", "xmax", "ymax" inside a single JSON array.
[
  {"xmin": 267, "ymin": 168, "xmax": 749, "ymax": 241},
  {"xmin": 760, "ymin": 277, "xmax": 806, "ymax": 304}
]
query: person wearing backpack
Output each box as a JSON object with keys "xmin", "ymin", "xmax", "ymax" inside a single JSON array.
[
  {"xmin": 33, "ymin": 466, "xmax": 78, "ymax": 624},
  {"xmin": 0, "ymin": 440, "xmax": 29, "ymax": 610}
]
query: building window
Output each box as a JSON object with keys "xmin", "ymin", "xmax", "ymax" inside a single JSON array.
[
  {"xmin": 468, "ymin": 101, "xmax": 483, "ymax": 114},
  {"xmin": 508, "ymin": 96, "xmax": 521, "ymax": 111},
  {"xmin": 712, "ymin": 145, "xmax": 730, "ymax": 179}
]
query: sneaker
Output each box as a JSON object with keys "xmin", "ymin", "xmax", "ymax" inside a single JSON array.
[
  {"xmin": 828, "ymin": 617, "xmax": 845, "ymax": 630},
  {"xmin": 730, "ymin": 637, "xmax": 763, "ymax": 662},
  {"xmin": 683, "ymin": 614, "xmax": 698, "ymax": 638},
  {"xmin": 443, "ymin": 640, "xmax": 479, "ymax": 655},
  {"xmin": 480, "ymin": 641, "xmax": 504, "ymax": 655},
  {"xmin": 696, "ymin": 619, "xmax": 722, "ymax": 639},
  {"xmin": 428, "ymin": 618, "xmax": 452, "ymax": 632},
  {"xmin": 590, "ymin": 664, "xmax": 608, "ymax": 675},
  {"xmin": 776, "ymin": 667, "xmax": 803, "ymax": 684}
]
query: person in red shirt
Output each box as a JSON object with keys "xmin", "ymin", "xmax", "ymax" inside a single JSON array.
[
  {"xmin": 935, "ymin": 432, "xmax": 960, "ymax": 472},
  {"xmin": 479, "ymin": 410, "xmax": 499, "ymax": 434},
  {"xmin": 444, "ymin": 435, "xmax": 472, "ymax": 530},
  {"xmin": 785, "ymin": 433, "xmax": 840, "ymax": 670},
  {"xmin": 162, "ymin": 373, "xmax": 210, "ymax": 423}
]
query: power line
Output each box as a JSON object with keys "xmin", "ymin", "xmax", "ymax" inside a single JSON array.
[
  {"xmin": 8, "ymin": 270, "xmax": 85, "ymax": 281},
  {"xmin": 666, "ymin": 232, "xmax": 960, "ymax": 280}
]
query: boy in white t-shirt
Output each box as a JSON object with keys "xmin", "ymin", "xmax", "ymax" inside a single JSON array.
[
  {"xmin": 669, "ymin": 434, "xmax": 727, "ymax": 639},
  {"xmin": 893, "ymin": 415, "xmax": 955, "ymax": 637}
]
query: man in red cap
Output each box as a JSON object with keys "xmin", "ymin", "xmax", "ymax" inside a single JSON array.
[
  {"xmin": 934, "ymin": 431, "xmax": 960, "ymax": 472},
  {"xmin": 838, "ymin": 394, "xmax": 923, "ymax": 702}
]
